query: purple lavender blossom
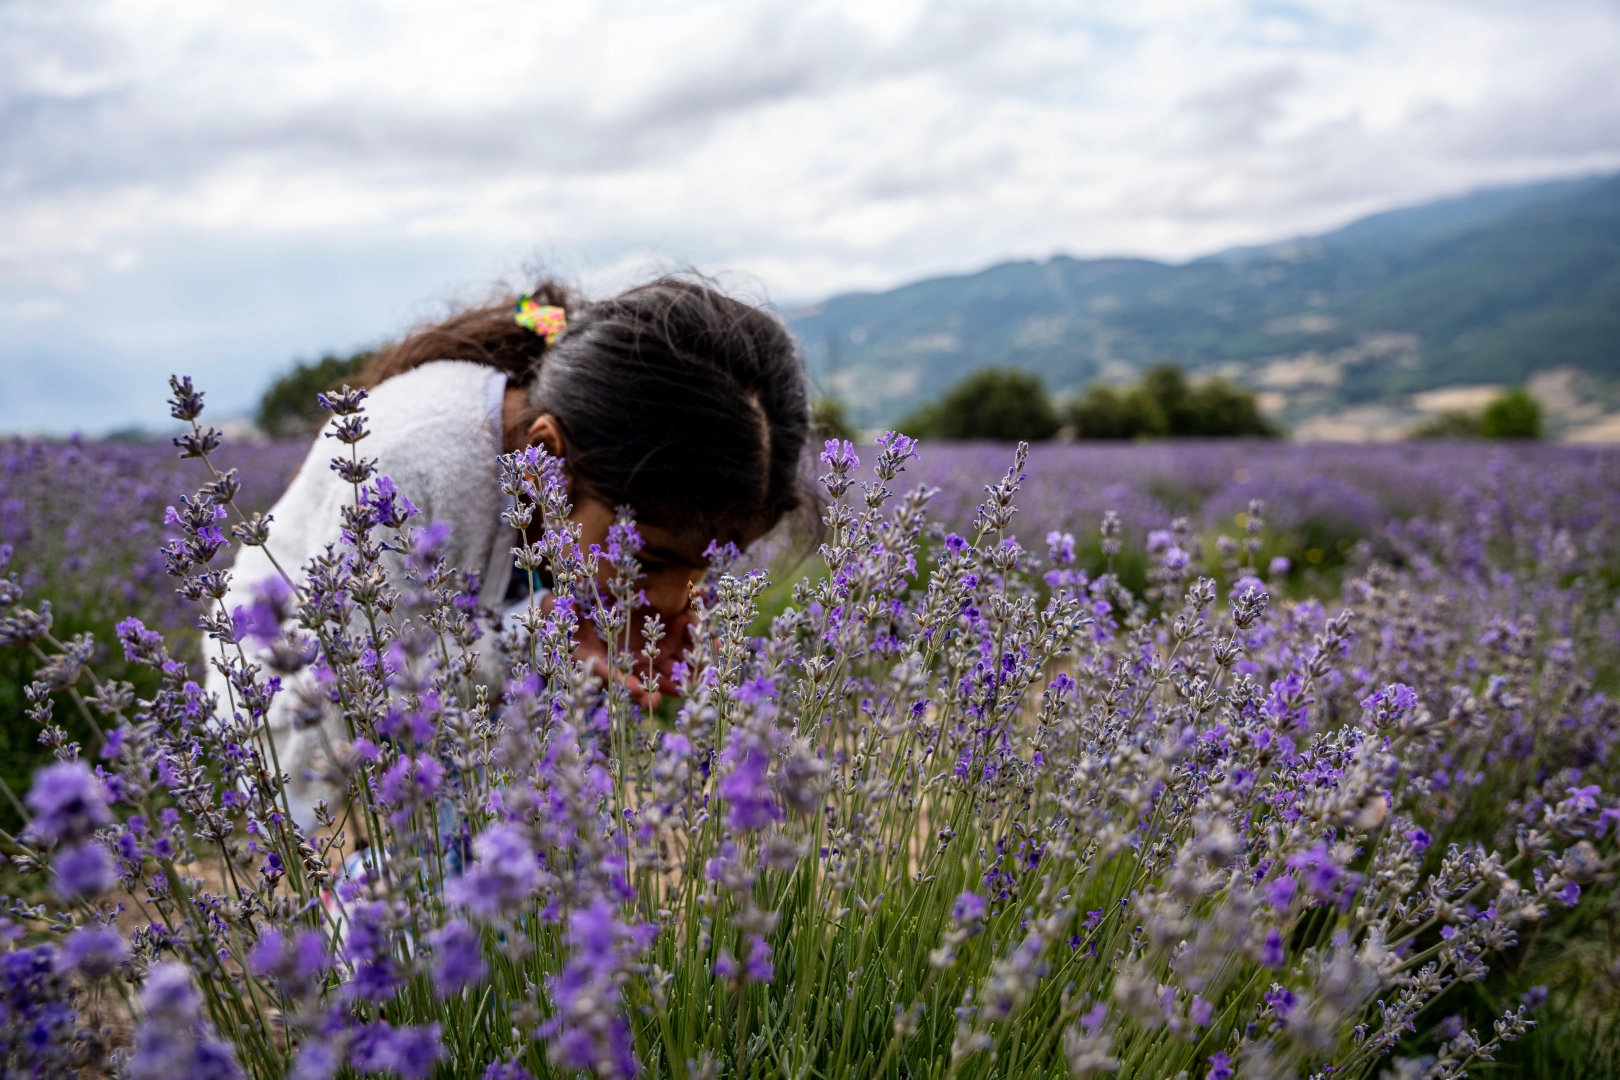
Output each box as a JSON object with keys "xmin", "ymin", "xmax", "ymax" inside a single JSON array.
[
  {"xmin": 51, "ymin": 841, "xmax": 117, "ymax": 899},
  {"xmin": 141, "ymin": 963, "xmax": 200, "ymax": 1023},
  {"xmin": 411, "ymin": 520, "xmax": 454, "ymax": 563},
  {"xmin": 1361, "ymin": 682, "xmax": 1421, "ymax": 728},
  {"xmin": 129, "ymin": 963, "xmax": 244, "ymax": 1080},
  {"xmin": 820, "ymin": 439, "xmax": 859, "ymax": 470},
  {"xmin": 1566, "ymin": 784, "xmax": 1603, "ymax": 814},
  {"xmin": 1261, "ymin": 928, "xmax": 1285, "ymax": 968},
  {"xmin": 290, "ymin": 1041, "xmax": 342, "ymax": 1080},
  {"xmin": 59, "ymin": 924, "xmax": 130, "ymax": 979},
  {"xmin": 229, "ymin": 574, "xmax": 293, "ymax": 644},
  {"xmin": 1599, "ymin": 808, "xmax": 1620, "ymax": 837},
  {"xmin": 482, "ymin": 1064, "xmax": 538, "ymax": 1080},
  {"xmin": 342, "ymin": 902, "xmax": 402, "ymax": 1002},
  {"xmin": 743, "ymin": 934, "xmax": 774, "ymax": 983},
  {"xmin": 449, "ymin": 823, "xmax": 542, "ymax": 920},
  {"xmin": 732, "ymin": 674, "xmax": 778, "ymax": 708},
  {"xmin": 717, "ymin": 746, "xmax": 779, "ymax": 832},
  {"xmin": 10, "ymin": 399, "xmax": 1620, "ymax": 1080},
  {"xmin": 952, "ymin": 891, "xmax": 988, "ymax": 926},
  {"xmin": 378, "ymin": 755, "xmax": 445, "ymax": 821},
  {"xmin": 0, "ymin": 944, "xmax": 77, "ymax": 1071},
  {"xmin": 430, "ymin": 921, "xmax": 487, "ymax": 994},
  {"xmin": 25, "ymin": 761, "xmax": 110, "ymax": 845},
  {"xmin": 1263, "ymin": 984, "xmax": 1297, "ymax": 1019},
  {"xmin": 874, "ymin": 429, "xmax": 919, "ymax": 461},
  {"xmin": 348, "ymin": 1022, "xmax": 445, "ymax": 1080},
  {"xmin": 1287, "ymin": 843, "xmax": 1346, "ymax": 901},
  {"xmin": 1046, "ymin": 530, "xmax": 1077, "ymax": 565},
  {"xmin": 249, "ymin": 929, "xmax": 331, "ymax": 996},
  {"xmin": 363, "ymin": 474, "xmax": 420, "ymax": 529},
  {"xmin": 542, "ymin": 898, "xmax": 648, "ymax": 1080}
]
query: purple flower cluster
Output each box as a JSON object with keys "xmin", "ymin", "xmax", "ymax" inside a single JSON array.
[
  {"xmin": 24, "ymin": 762, "xmax": 118, "ymax": 900},
  {"xmin": 347, "ymin": 1021, "xmax": 444, "ymax": 1080},
  {"xmin": 0, "ymin": 944, "xmax": 79, "ymax": 1074},
  {"xmin": 448, "ymin": 822, "xmax": 542, "ymax": 920},
  {"xmin": 541, "ymin": 898, "xmax": 652, "ymax": 1080},
  {"xmin": 128, "ymin": 963, "xmax": 244, "ymax": 1080}
]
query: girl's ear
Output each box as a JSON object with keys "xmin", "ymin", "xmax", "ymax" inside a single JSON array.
[{"xmin": 527, "ymin": 414, "xmax": 566, "ymax": 458}]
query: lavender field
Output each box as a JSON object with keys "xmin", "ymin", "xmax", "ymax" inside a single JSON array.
[
  {"xmin": 1, "ymin": 437, "xmax": 308, "ymax": 800},
  {"xmin": 3, "ymin": 416, "xmax": 1620, "ymax": 1079}
]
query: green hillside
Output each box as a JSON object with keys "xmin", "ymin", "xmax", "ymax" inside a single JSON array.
[{"xmin": 789, "ymin": 173, "xmax": 1620, "ymax": 431}]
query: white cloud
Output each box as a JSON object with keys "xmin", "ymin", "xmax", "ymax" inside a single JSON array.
[{"xmin": 2, "ymin": 0, "xmax": 1619, "ymax": 431}]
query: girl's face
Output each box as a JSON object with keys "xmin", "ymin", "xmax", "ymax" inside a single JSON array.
[
  {"xmin": 560, "ymin": 495, "xmax": 755, "ymax": 709},
  {"xmin": 516, "ymin": 406, "xmax": 721, "ymax": 615},
  {"xmin": 519, "ymin": 407, "xmax": 765, "ymax": 707},
  {"xmin": 566, "ymin": 495, "xmax": 710, "ymax": 620}
]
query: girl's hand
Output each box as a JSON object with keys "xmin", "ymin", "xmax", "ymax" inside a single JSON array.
[{"xmin": 571, "ymin": 605, "xmax": 694, "ymax": 712}]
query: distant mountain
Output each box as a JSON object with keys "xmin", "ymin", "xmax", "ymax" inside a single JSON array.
[{"xmin": 788, "ymin": 173, "xmax": 1620, "ymax": 435}]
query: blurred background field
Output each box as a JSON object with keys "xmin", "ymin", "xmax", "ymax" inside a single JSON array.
[{"xmin": 0, "ymin": 437, "xmax": 306, "ymax": 816}]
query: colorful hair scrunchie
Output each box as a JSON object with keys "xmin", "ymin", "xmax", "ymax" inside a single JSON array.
[{"xmin": 514, "ymin": 295, "xmax": 567, "ymax": 345}]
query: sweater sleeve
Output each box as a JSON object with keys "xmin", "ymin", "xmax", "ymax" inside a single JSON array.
[{"xmin": 207, "ymin": 361, "xmax": 506, "ymax": 829}]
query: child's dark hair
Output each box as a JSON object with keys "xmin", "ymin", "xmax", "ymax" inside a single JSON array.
[{"xmin": 364, "ymin": 276, "xmax": 813, "ymax": 551}]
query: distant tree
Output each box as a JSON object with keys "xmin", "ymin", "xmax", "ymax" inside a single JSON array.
[
  {"xmin": 811, "ymin": 397, "xmax": 857, "ymax": 443},
  {"xmin": 1069, "ymin": 383, "xmax": 1166, "ymax": 439},
  {"xmin": 1179, "ymin": 373, "xmax": 1275, "ymax": 436},
  {"xmin": 898, "ymin": 368, "xmax": 1061, "ymax": 442},
  {"xmin": 1068, "ymin": 364, "xmax": 1275, "ymax": 439},
  {"xmin": 257, "ymin": 350, "xmax": 374, "ymax": 438},
  {"xmin": 1069, "ymin": 385, "xmax": 1138, "ymax": 440},
  {"xmin": 1409, "ymin": 410, "xmax": 1483, "ymax": 439},
  {"xmin": 1139, "ymin": 365, "xmax": 1193, "ymax": 435},
  {"xmin": 1480, "ymin": 387, "xmax": 1543, "ymax": 439}
]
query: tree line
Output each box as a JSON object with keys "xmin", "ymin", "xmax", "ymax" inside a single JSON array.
[{"xmin": 888, "ymin": 364, "xmax": 1277, "ymax": 442}]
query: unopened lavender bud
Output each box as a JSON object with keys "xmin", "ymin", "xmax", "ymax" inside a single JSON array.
[
  {"xmin": 166, "ymin": 375, "xmax": 206, "ymax": 421},
  {"xmin": 315, "ymin": 384, "xmax": 368, "ymax": 415}
]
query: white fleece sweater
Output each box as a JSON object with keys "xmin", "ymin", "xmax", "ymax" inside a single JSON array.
[{"xmin": 209, "ymin": 360, "xmax": 516, "ymax": 827}]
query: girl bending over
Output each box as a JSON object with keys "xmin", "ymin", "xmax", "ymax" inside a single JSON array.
[{"xmin": 215, "ymin": 277, "xmax": 812, "ymax": 828}]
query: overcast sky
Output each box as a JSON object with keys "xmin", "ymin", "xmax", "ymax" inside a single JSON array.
[{"xmin": 4, "ymin": 0, "xmax": 1620, "ymax": 433}]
